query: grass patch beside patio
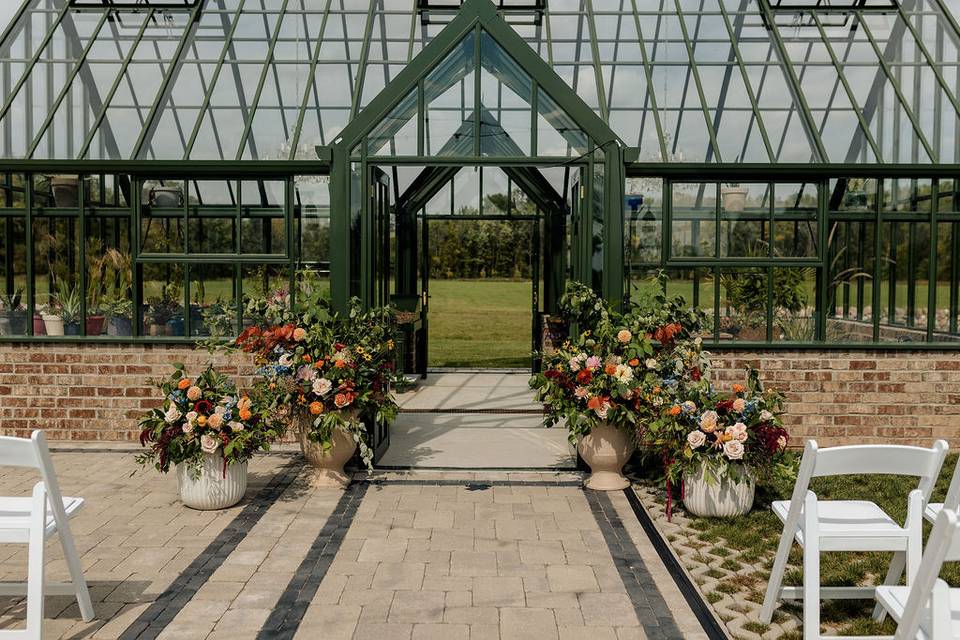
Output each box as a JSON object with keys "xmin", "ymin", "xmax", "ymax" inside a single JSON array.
[{"xmin": 636, "ymin": 453, "xmax": 960, "ymax": 638}]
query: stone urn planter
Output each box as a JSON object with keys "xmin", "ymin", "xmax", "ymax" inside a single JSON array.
[
  {"xmin": 721, "ymin": 185, "xmax": 749, "ymax": 212},
  {"xmin": 682, "ymin": 463, "xmax": 755, "ymax": 518},
  {"xmin": 299, "ymin": 413, "xmax": 358, "ymax": 489},
  {"xmin": 176, "ymin": 452, "xmax": 248, "ymax": 510},
  {"xmin": 50, "ymin": 175, "xmax": 79, "ymax": 208},
  {"xmin": 578, "ymin": 421, "xmax": 635, "ymax": 491}
]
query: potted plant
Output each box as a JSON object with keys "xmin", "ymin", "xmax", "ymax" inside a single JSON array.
[
  {"xmin": 48, "ymin": 175, "xmax": 80, "ymax": 208},
  {"xmin": 103, "ymin": 297, "xmax": 133, "ymax": 335},
  {"xmin": 87, "ymin": 246, "xmax": 132, "ymax": 336},
  {"xmin": 648, "ymin": 368, "xmax": 790, "ymax": 518},
  {"xmin": 54, "ymin": 280, "xmax": 82, "ymax": 335},
  {"xmin": 530, "ymin": 281, "xmax": 708, "ymax": 491},
  {"xmin": 200, "ymin": 298, "xmax": 237, "ymax": 338},
  {"xmin": 720, "ymin": 181, "xmax": 749, "ymax": 212},
  {"xmin": 0, "ymin": 288, "xmax": 26, "ymax": 335},
  {"xmin": 146, "ymin": 283, "xmax": 183, "ymax": 336},
  {"xmin": 235, "ymin": 293, "xmax": 402, "ymax": 488},
  {"xmin": 136, "ymin": 364, "xmax": 280, "ymax": 510}
]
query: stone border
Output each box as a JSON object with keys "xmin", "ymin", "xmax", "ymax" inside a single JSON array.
[{"xmin": 118, "ymin": 460, "xmax": 304, "ymax": 640}]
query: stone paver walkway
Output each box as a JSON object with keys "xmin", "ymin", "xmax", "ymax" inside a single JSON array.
[{"xmin": 0, "ymin": 451, "xmax": 718, "ymax": 639}]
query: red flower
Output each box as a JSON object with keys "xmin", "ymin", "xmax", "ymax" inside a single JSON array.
[
  {"xmin": 690, "ymin": 367, "xmax": 701, "ymax": 381},
  {"xmin": 576, "ymin": 369, "xmax": 592, "ymax": 384},
  {"xmin": 715, "ymin": 399, "xmax": 735, "ymax": 415},
  {"xmin": 194, "ymin": 399, "xmax": 214, "ymax": 416}
]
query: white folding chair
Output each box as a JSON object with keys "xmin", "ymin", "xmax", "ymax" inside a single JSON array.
[
  {"xmin": 759, "ymin": 439, "xmax": 949, "ymax": 640},
  {"xmin": 875, "ymin": 507, "xmax": 960, "ymax": 639},
  {"xmin": 0, "ymin": 431, "xmax": 93, "ymax": 639},
  {"xmin": 924, "ymin": 454, "xmax": 960, "ymax": 532}
]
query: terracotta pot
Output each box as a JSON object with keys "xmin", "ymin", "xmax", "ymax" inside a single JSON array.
[
  {"xmin": 578, "ymin": 421, "xmax": 635, "ymax": 491},
  {"xmin": 33, "ymin": 314, "xmax": 45, "ymax": 335},
  {"xmin": 683, "ymin": 464, "xmax": 755, "ymax": 518},
  {"xmin": 86, "ymin": 315, "xmax": 105, "ymax": 336},
  {"xmin": 42, "ymin": 313, "xmax": 64, "ymax": 336},
  {"xmin": 299, "ymin": 413, "xmax": 358, "ymax": 489},
  {"xmin": 176, "ymin": 452, "xmax": 247, "ymax": 510}
]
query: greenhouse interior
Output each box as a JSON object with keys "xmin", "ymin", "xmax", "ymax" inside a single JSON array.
[{"xmin": 0, "ymin": 0, "xmax": 957, "ymax": 362}]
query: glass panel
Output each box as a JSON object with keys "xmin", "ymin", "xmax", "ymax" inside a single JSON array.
[
  {"xmin": 879, "ymin": 220, "xmax": 931, "ymax": 341},
  {"xmin": 479, "ymin": 30, "xmax": 532, "ymax": 156},
  {"xmin": 140, "ymin": 179, "xmax": 185, "ymax": 254},
  {"xmin": 624, "ymin": 176, "xmax": 662, "ymax": 269},
  {"xmin": 85, "ymin": 216, "xmax": 131, "ymax": 336},
  {"xmin": 882, "ymin": 178, "xmax": 933, "ymax": 213},
  {"xmin": 774, "ymin": 182, "xmax": 818, "ymax": 257},
  {"xmin": 33, "ymin": 216, "xmax": 81, "ymax": 335},
  {"xmin": 771, "ymin": 267, "xmax": 816, "ymax": 342},
  {"xmin": 665, "ymin": 267, "xmax": 715, "ymax": 337},
  {"xmin": 826, "ymin": 219, "xmax": 875, "ymax": 341},
  {"xmin": 368, "ymin": 88, "xmax": 418, "ymax": 156},
  {"xmin": 243, "ymin": 264, "xmax": 290, "ymax": 327},
  {"xmin": 190, "ymin": 263, "xmax": 236, "ymax": 338},
  {"xmin": 720, "ymin": 183, "xmax": 769, "ymax": 258},
  {"xmin": 0, "ymin": 173, "xmax": 27, "ymax": 209},
  {"xmin": 719, "ymin": 266, "xmax": 768, "ymax": 341},
  {"xmin": 0, "ymin": 217, "xmax": 27, "ymax": 336},
  {"xmin": 142, "ymin": 262, "xmax": 185, "ymax": 336},
  {"xmin": 671, "ymin": 181, "xmax": 717, "ymax": 258},
  {"xmin": 828, "ymin": 177, "xmax": 878, "ymax": 212},
  {"xmin": 932, "ymin": 221, "xmax": 957, "ymax": 341},
  {"xmin": 424, "ymin": 35, "xmax": 474, "ymax": 156},
  {"xmin": 536, "ymin": 90, "xmax": 588, "ymax": 156}
]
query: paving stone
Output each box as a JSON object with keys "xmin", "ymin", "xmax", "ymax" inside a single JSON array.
[
  {"xmin": 412, "ymin": 622, "xmax": 471, "ymax": 640},
  {"xmin": 577, "ymin": 593, "xmax": 639, "ymax": 627},
  {"xmin": 500, "ymin": 607, "xmax": 560, "ymax": 640},
  {"xmin": 389, "ymin": 590, "xmax": 446, "ymax": 623},
  {"xmin": 372, "ymin": 562, "xmax": 426, "ymax": 591},
  {"xmin": 353, "ymin": 622, "xmax": 415, "ymax": 639},
  {"xmin": 473, "ymin": 576, "xmax": 526, "ymax": 608},
  {"xmin": 547, "ymin": 566, "xmax": 600, "ymax": 593},
  {"xmin": 451, "ymin": 550, "xmax": 499, "ymax": 577},
  {"xmin": 558, "ymin": 627, "xmax": 618, "ymax": 640}
]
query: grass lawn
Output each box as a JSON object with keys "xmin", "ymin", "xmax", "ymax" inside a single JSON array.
[
  {"xmin": 427, "ymin": 279, "xmax": 533, "ymax": 369},
  {"xmin": 648, "ymin": 453, "xmax": 960, "ymax": 637}
]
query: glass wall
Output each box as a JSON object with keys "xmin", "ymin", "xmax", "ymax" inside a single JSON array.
[
  {"xmin": 625, "ymin": 175, "xmax": 960, "ymax": 345},
  {"xmin": 0, "ymin": 171, "xmax": 327, "ymax": 339}
]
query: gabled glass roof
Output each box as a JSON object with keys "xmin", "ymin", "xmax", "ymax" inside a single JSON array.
[{"xmin": 0, "ymin": 0, "xmax": 958, "ymax": 163}]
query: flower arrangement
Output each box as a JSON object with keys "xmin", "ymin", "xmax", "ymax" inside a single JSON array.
[
  {"xmin": 530, "ymin": 279, "xmax": 708, "ymax": 442},
  {"xmin": 234, "ymin": 296, "xmax": 402, "ymax": 469},
  {"xmin": 136, "ymin": 364, "xmax": 279, "ymax": 477}
]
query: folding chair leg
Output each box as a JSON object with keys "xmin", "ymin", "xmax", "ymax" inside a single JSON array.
[
  {"xmin": 803, "ymin": 493, "xmax": 821, "ymax": 640},
  {"xmin": 26, "ymin": 483, "xmax": 46, "ymax": 640},
  {"xmin": 871, "ymin": 552, "xmax": 905, "ymax": 622},
  {"xmin": 58, "ymin": 523, "xmax": 93, "ymax": 621},
  {"xmin": 760, "ymin": 520, "xmax": 796, "ymax": 623}
]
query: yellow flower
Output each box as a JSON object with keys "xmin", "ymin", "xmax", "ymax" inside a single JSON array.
[{"xmin": 386, "ymin": 339, "xmax": 395, "ymax": 350}]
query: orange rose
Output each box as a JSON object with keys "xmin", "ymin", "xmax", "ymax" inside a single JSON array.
[
  {"xmin": 604, "ymin": 363, "xmax": 617, "ymax": 376},
  {"xmin": 733, "ymin": 383, "xmax": 746, "ymax": 394},
  {"xmin": 238, "ymin": 408, "xmax": 252, "ymax": 421},
  {"xmin": 177, "ymin": 378, "xmax": 192, "ymax": 390},
  {"xmin": 667, "ymin": 405, "xmax": 681, "ymax": 416},
  {"xmin": 628, "ymin": 358, "xmax": 639, "ymax": 367},
  {"xmin": 309, "ymin": 401, "xmax": 323, "ymax": 415},
  {"xmin": 335, "ymin": 359, "xmax": 347, "ymax": 369}
]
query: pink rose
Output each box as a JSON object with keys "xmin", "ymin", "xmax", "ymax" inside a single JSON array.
[
  {"xmin": 723, "ymin": 440, "xmax": 744, "ymax": 460},
  {"xmin": 687, "ymin": 430, "xmax": 706, "ymax": 449},
  {"xmin": 186, "ymin": 386, "xmax": 202, "ymax": 401}
]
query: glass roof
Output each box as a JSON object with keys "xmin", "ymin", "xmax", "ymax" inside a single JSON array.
[{"xmin": 0, "ymin": 0, "xmax": 958, "ymax": 163}]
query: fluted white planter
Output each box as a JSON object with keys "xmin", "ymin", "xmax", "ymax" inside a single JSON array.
[
  {"xmin": 578, "ymin": 421, "xmax": 635, "ymax": 491},
  {"xmin": 682, "ymin": 464, "xmax": 755, "ymax": 518},
  {"xmin": 176, "ymin": 453, "xmax": 247, "ymax": 510}
]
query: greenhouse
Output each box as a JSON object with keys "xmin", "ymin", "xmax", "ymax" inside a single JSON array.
[{"xmin": 0, "ymin": 0, "xmax": 956, "ymax": 360}]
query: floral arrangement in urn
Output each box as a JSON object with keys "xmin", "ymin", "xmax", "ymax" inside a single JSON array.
[
  {"xmin": 235, "ymin": 294, "xmax": 402, "ymax": 486},
  {"xmin": 136, "ymin": 364, "xmax": 280, "ymax": 509}
]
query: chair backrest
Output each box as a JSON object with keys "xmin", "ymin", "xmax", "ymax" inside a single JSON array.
[
  {"xmin": 0, "ymin": 431, "xmax": 69, "ymax": 527},
  {"xmin": 894, "ymin": 508, "xmax": 960, "ymax": 640},
  {"xmin": 939, "ymin": 456, "xmax": 960, "ymax": 514}
]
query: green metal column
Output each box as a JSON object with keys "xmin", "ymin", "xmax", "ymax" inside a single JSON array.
[
  {"xmin": 330, "ymin": 145, "xmax": 349, "ymax": 313},
  {"xmin": 603, "ymin": 144, "xmax": 625, "ymax": 310}
]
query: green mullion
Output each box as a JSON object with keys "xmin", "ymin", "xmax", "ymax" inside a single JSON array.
[
  {"xmin": 927, "ymin": 179, "xmax": 939, "ymax": 340},
  {"xmin": 77, "ymin": 10, "xmax": 155, "ymax": 159},
  {"xmin": 349, "ymin": 0, "xmax": 380, "ymax": 120},
  {"xmin": 530, "ymin": 84, "xmax": 538, "ymax": 157},
  {"xmin": 816, "ymin": 179, "xmax": 829, "ymax": 340},
  {"xmin": 417, "ymin": 80, "xmax": 425, "ymax": 157},
  {"xmin": 582, "ymin": 0, "xmax": 608, "ymax": 122},
  {"xmin": 842, "ymin": 218, "xmax": 851, "ymax": 316},
  {"xmin": 234, "ymin": 262, "xmax": 242, "ymax": 337},
  {"xmin": 78, "ymin": 175, "xmax": 87, "ymax": 335},
  {"xmin": 287, "ymin": 0, "xmax": 334, "ymax": 159},
  {"xmin": 856, "ymin": 218, "xmax": 866, "ymax": 319},
  {"xmin": 858, "ymin": 15, "xmax": 938, "ymax": 163},
  {"xmin": 132, "ymin": 175, "xmax": 141, "ymax": 336},
  {"xmin": 766, "ymin": 265, "xmax": 773, "ymax": 341},
  {"xmin": 887, "ymin": 220, "xmax": 897, "ymax": 325},
  {"xmin": 628, "ymin": 0, "xmax": 668, "ymax": 160},
  {"xmin": 872, "ymin": 182, "xmax": 881, "ymax": 341},
  {"xmin": 951, "ymin": 219, "xmax": 959, "ymax": 334},
  {"xmin": 184, "ymin": 262, "xmax": 192, "ymax": 338},
  {"xmin": 663, "ymin": 180, "xmax": 672, "ymax": 264},
  {"xmin": 672, "ymin": 0, "xmax": 723, "ymax": 163},
  {"xmin": 234, "ymin": 0, "xmax": 292, "ymax": 161},
  {"xmin": 906, "ymin": 217, "xmax": 916, "ymax": 326},
  {"xmin": 713, "ymin": 264, "xmax": 720, "ymax": 341},
  {"xmin": 25, "ymin": 10, "xmax": 111, "ymax": 159},
  {"xmin": 235, "ymin": 178, "xmax": 241, "ymax": 254},
  {"xmin": 286, "ymin": 177, "xmax": 295, "ymax": 307},
  {"xmin": 473, "ymin": 25, "xmax": 481, "ymax": 158},
  {"xmin": 24, "ymin": 172, "xmax": 33, "ymax": 336},
  {"xmin": 716, "ymin": 5, "xmax": 774, "ymax": 163},
  {"xmin": 180, "ymin": 0, "xmax": 248, "ymax": 161},
  {"xmin": 0, "ymin": 0, "xmax": 73, "ymax": 125},
  {"xmin": 894, "ymin": 4, "xmax": 960, "ymax": 125},
  {"xmin": 754, "ymin": 5, "xmax": 828, "ymax": 162},
  {"xmin": 0, "ymin": 0, "xmax": 33, "ymax": 58},
  {"xmin": 811, "ymin": 14, "xmax": 885, "ymax": 164}
]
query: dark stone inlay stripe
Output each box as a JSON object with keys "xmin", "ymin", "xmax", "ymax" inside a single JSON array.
[
  {"xmin": 622, "ymin": 488, "xmax": 728, "ymax": 640},
  {"xmin": 118, "ymin": 460, "xmax": 302, "ymax": 640},
  {"xmin": 257, "ymin": 482, "xmax": 369, "ymax": 639},
  {"xmin": 584, "ymin": 489, "xmax": 688, "ymax": 640},
  {"xmin": 358, "ymin": 478, "xmax": 583, "ymax": 487}
]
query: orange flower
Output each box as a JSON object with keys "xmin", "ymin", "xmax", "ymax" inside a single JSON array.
[
  {"xmin": 335, "ymin": 359, "xmax": 347, "ymax": 369},
  {"xmin": 197, "ymin": 415, "xmax": 207, "ymax": 426},
  {"xmin": 177, "ymin": 378, "xmax": 192, "ymax": 390},
  {"xmin": 667, "ymin": 405, "xmax": 681, "ymax": 416},
  {"xmin": 309, "ymin": 401, "xmax": 323, "ymax": 415},
  {"xmin": 586, "ymin": 396, "xmax": 602, "ymax": 410},
  {"xmin": 604, "ymin": 363, "xmax": 617, "ymax": 376},
  {"xmin": 628, "ymin": 358, "xmax": 640, "ymax": 367},
  {"xmin": 733, "ymin": 383, "xmax": 746, "ymax": 393},
  {"xmin": 238, "ymin": 408, "xmax": 252, "ymax": 421},
  {"xmin": 652, "ymin": 386, "xmax": 662, "ymax": 394},
  {"xmin": 302, "ymin": 354, "xmax": 312, "ymax": 363}
]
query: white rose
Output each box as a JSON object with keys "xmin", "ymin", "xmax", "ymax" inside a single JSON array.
[
  {"xmin": 700, "ymin": 410, "xmax": 719, "ymax": 433},
  {"xmin": 228, "ymin": 421, "xmax": 244, "ymax": 432},
  {"xmin": 164, "ymin": 405, "xmax": 181, "ymax": 423},
  {"xmin": 185, "ymin": 411, "xmax": 198, "ymax": 424},
  {"xmin": 760, "ymin": 410, "xmax": 773, "ymax": 422},
  {"xmin": 200, "ymin": 434, "xmax": 220, "ymax": 454},
  {"xmin": 278, "ymin": 353, "xmax": 294, "ymax": 368},
  {"xmin": 777, "ymin": 435, "xmax": 787, "ymax": 449},
  {"xmin": 723, "ymin": 440, "xmax": 745, "ymax": 460},
  {"xmin": 645, "ymin": 358, "xmax": 659, "ymax": 369},
  {"xmin": 687, "ymin": 430, "xmax": 706, "ymax": 449},
  {"xmin": 595, "ymin": 402, "xmax": 609, "ymax": 419},
  {"xmin": 182, "ymin": 423, "xmax": 193, "ymax": 435},
  {"xmin": 312, "ymin": 377, "xmax": 333, "ymax": 396}
]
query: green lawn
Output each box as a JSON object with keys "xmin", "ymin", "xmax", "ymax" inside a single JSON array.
[{"xmin": 427, "ymin": 279, "xmax": 533, "ymax": 369}]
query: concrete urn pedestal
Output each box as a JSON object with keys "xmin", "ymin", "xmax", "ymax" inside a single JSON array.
[
  {"xmin": 578, "ymin": 421, "xmax": 635, "ymax": 491},
  {"xmin": 299, "ymin": 414, "xmax": 358, "ymax": 489}
]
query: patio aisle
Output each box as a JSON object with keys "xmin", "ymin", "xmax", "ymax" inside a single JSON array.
[{"xmin": 0, "ymin": 452, "xmax": 720, "ymax": 639}]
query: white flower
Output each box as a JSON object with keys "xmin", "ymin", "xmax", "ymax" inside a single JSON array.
[
  {"xmin": 568, "ymin": 357, "xmax": 581, "ymax": 372},
  {"xmin": 645, "ymin": 358, "xmax": 659, "ymax": 369},
  {"xmin": 228, "ymin": 421, "xmax": 244, "ymax": 432},
  {"xmin": 760, "ymin": 410, "xmax": 774, "ymax": 422},
  {"xmin": 296, "ymin": 365, "xmax": 317, "ymax": 381},
  {"xmin": 732, "ymin": 398, "xmax": 746, "ymax": 413},
  {"xmin": 278, "ymin": 353, "xmax": 294, "ymax": 368},
  {"xmin": 723, "ymin": 440, "xmax": 745, "ymax": 460},
  {"xmin": 185, "ymin": 411, "xmax": 198, "ymax": 424},
  {"xmin": 687, "ymin": 430, "xmax": 706, "ymax": 449},
  {"xmin": 613, "ymin": 364, "xmax": 633, "ymax": 384},
  {"xmin": 727, "ymin": 422, "xmax": 748, "ymax": 443},
  {"xmin": 182, "ymin": 423, "xmax": 193, "ymax": 435},
  {"xmin": 574, "ymin": 386, "xmax": 589, "ymax": 399},
  {"xmin": 699, "ymin": 410, "xmax": 719, "ymax": 433},
  {"xmin": 653, "ymin": 396, "xmax": 663, "ymax": 407},
  {"xmin": 312, "ymin": 377, "xmax": 333, "ymax": 396},
  {"xmin": 777, "ymin": 435, "xmax": 787, "ymax": 449},
  {"xmin": 681, "ymin": 401, "xmax": 697, "ymax": 413},
  {"xmin": 694, "ymin": 336, "xmax": 703, "ymax": 346},
  {"xmin": 595, "ymin": 402, "xmax": 609, "ymax": 419},
  {"xmin": 200, "ymin": 434, "xmax": 220, "ymax": 454},
  {"xmin": 164, "ymin": 405, "xmax": 181, "ymax": 423}
]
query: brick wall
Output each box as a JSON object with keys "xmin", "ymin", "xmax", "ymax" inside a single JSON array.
[{"xmin": 0, "ymin": 343, "xmax": 957, "ymax": 447}]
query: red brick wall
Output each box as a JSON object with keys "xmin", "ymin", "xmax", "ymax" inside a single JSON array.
[{"xmin": 0, "ymin": 344, "xmax": 957, "ymax": 446}]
